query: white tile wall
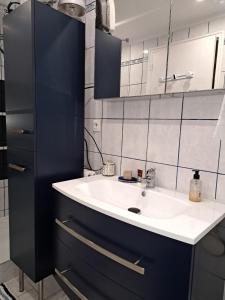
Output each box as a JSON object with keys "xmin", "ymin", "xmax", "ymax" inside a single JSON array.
[
  {"xmin": 179, "ymin": 120, "xmax": 220, "ymax": 172},
  {"xmin": 122, "ymin": 120, "xmax": 148, "ymax": 160},
  {"xmin": 85, "ymin": 4, "xmax": 225, "ymax": 203},
  {"xmin": 147, "ymin": 120, "xmax": 181, "ymax": 165}
]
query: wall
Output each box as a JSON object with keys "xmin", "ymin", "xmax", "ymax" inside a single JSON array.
[
  {"xmin": 84, "ymin": 1, "xmax": 225, "ymax": 203},
  {"xmin": 0, "ymin": 6, "xmax": 8, "ymax": 218}
]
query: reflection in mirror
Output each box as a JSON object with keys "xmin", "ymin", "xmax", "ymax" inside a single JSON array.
[
  {"xmin": 95, "ymin": 0, "xmax": 171, "ymax": 99},
  {"xmin": 167, "ymin": 0, "xmax": 225, "ymax": 93}
]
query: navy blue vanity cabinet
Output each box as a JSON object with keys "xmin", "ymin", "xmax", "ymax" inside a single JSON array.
[
  {"xmin": 54, "ymin": 192, "xmax": 194, "ymax": 300},
  {"xmin": 4, "ymin": 0, "xmax": 84, "ymax": 283},
  {"xmin": 94, "ymin": 29, "xmax": 122, "ymax": 99}
]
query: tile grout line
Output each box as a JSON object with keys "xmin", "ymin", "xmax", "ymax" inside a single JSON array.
[
  {"xmin": 119, "ymin": 100, "xmax": 125, "ymax": 175},
  {"xmin": 144, "ymin": 96, "xmax": 152, "ymax": 173},
  {"xmin": 175, "ymin": 94, "xmax": 184, "ymax": 190},
  {"xmin": 215, "ymin": 140, "xmax": 222, "ymax": 200}
]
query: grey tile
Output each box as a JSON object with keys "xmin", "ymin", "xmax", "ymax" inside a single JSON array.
[
  {"xmin": 102, "ymin": 119, "xmax": 123, "ymax": 156},
  {"xmin": 85, "ymin": 119, "xmax": 102, "ymax": 152},
  {"xmin": 150, "ymin": 95, "xmax": 183, "ymax": 119},
  {"xmin": 216, "ymin": 175, "xmax": 225, "ymax": 203},
  {"xmin": 129, "ymin": 84, "xmax": 141, "ymax": 97},
  {"xmin": 121, "ymin": 45, "xmax": 131, "ymax": 62},
  {"xmin": 130, "ymin": 63, "xmax": 143, "ymax": 85},
  {"xmin": 183, "ymin": 94, "xmax": 223, "ymax": 119},
  {"xmin": 120, "ymin": 86, "xmax": 129, "ymax": 97},
  {"xmin": 121, "ymin": 157, "xmax": 145, "ymax": 178},
  {"xmin": 103, "ymin": 100, "xmax": 123, "ymax": 118},
  {"xmin": 120, "ymin": 66, "xmax": 130, "ymax": 86},
  {"xmin": 147, "ymin": 120, "xmax": 181, "ymax": 165},
  {"xmin": 85, "ymin": 47, "xmax": 95, "ymax": 85},
  {"xmin": 124, "ymin": 97, "xmax": 150, "ymax": 119},
  {"xmin": 85, "ymin": 88, "xmax": 102, "ymax": 119},
  {"xmin": 85, "ymin": 9, "xmax": 96, "ymax": 49},
  {"xmin": 122, "ymin": 120, "xmax": 148, "ymax": 160},
  {"xmin": 130, "ymin": 42, "xmax": 143, "ymax": 60},
  {"xmin": 177, "ymin": 168, "xmax": 217, "ymax": 200},
  {"xmin": 0, "ymin": 180, "xmax": 4, "ymax": 188},
  {"xmin": 179, "ymin": 120, "xmax": 220, "ymax": 172},
  {"xmin": 146, "ymin": 162, "xmax": 177, "ymax": 190}
]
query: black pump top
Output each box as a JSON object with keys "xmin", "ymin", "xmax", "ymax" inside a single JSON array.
[{"xmin": 193, "ymin": 169, "xmax": 200, "ymax": 180}]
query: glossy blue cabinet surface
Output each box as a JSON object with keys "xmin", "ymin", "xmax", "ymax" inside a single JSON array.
[{"xmin": 4, "ymin": 0, "xmax": 84, "ymax": 282}]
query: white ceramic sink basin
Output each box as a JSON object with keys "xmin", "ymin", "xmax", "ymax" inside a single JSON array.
[
  {"xmin": 76, "ymin": 179, "xmax": 189, "ymax": 219},
  {"xmin": 53, "ymin": 175, "xmax": 225, "ymax": 245}
]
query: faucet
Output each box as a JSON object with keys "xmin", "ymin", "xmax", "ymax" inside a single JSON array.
[{"xmin": 145, "ymin": 168, "xmax": 156, "ymax": 189}]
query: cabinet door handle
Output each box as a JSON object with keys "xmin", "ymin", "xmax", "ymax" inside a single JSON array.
[
  {"xmin": 12, "ymin": 129, "xmax": 31, "ymax": 135},
  {"xmin": 55, "ymin": 268, "xmax": 88, "ymax": 300},
  {"xmin": 55, "ymin": 218, "xmax": 145, "ymax": 275},
  {"xmin": 8, "ymin": 163, "xmax": 26, "ymax": 172}
]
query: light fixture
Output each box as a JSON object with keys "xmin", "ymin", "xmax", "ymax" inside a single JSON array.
[
  {"xmin": 196, "ymin": 0, "xmax": 205, "ymax": 2},
  {"xmin": 58, "ymin": 0, "xmax": 85, "ymax": 19},
  {"xmin": 143, "ymin": 49, "xmax": 149, "ymax": 55}
]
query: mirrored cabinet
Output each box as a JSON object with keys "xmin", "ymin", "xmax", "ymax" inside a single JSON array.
[
  {"xmin": 167, "ymin": 0, "xmax": 225, "ymax": 94},
  {"xmin": 94, "ymin": 0, "xmax": 225, "ymax": 99}
]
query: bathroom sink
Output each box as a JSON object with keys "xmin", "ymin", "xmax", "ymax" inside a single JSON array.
[
  {"xmin": 53, "ymin": 175, "xmax": 225, "ymax": 245},
  {"xmin": 76, "ymin": 179, "xmax": 189, "ymax": 219}
]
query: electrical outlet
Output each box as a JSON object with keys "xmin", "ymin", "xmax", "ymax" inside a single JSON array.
[{"xmin": 93, "ymin": 119, "xmax": 101, "ymax": 132}]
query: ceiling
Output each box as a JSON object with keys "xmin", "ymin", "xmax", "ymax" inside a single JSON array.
[{"xmin": 114, "ymin": 0, "xmax": 225, "ymax": 42}]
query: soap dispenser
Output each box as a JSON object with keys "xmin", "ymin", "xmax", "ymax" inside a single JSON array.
[{"xmin": 189, "ymin": 170, "xmax": 202, "ymax": 202}]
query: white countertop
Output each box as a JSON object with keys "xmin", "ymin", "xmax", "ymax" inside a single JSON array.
[{"xmin": 53, "ymin": 175, "xmax": 225, "ymax": 245}]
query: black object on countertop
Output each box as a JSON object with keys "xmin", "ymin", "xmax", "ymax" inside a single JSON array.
[{"xmin": 118, "ymin": 176, "xmax": 138, "ymax": 183}]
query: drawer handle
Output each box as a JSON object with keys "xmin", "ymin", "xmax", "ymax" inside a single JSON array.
[
  {"xmin": 55, "ymin": 268, "xmax": 88, "ymax": 300},
  {"xmin": 8, "ymin": 163, "xmax": 26, "ymax": 172},
  {"xmin": 55, "ymin": 218, "xmax": 145, "ymax": 275}
]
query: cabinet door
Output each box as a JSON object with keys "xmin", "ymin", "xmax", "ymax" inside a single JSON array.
[
  {"xmin": 95, "ymin": 29, "xmax": 122, "ymax": 99},
  {"xmin": 7, "ymin": 148, "xmax": 36, "ymax": 280},
  {"xmin": 166, "ymin": 33, "xmax": 223, "ymax": 93}
]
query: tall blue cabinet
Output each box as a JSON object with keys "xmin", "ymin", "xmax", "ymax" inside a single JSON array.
[{"xmin": 4, "ymin": 0, "xmax": 84, "ymax": 283}]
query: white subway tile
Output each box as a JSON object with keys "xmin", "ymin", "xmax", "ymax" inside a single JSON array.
[
  {"xmin": 121, "ymin": 45, "xmax": 131, "ymax": 62},
  {"xmin": 124, "ymin": 97, "xmax": 150, "ymax": 119},
  {"xmin": 85, "ymin": 88, "xmax": 102, "ymax": 118},
  {"xmin": 177, "ymin": 168, "xmax": 217, "ymax": 200},
  {"xmin": 150, "ymin": 95, "xmax": 183, "ymax": 119},
  {"xmin": 84, "ymin": 151, "xmax": 102, "ymax": 171},
  {"xmin": 85, "ymin": 9, "xmax": 96, "ymax": 48},
  {"xmin": 120, "ymin": 66, "xmax": 130, "ymax": 86},
  {"xmin": 122, "ymin": 120, "xmax": 148, "ymax": 160},
  {"xmin": 129, "ymin": 84, "xmax": 141, "ymax": 97},
  {"xmin": 219, "ymin": 141, "xmax": 225, "ymax": 174},
  {"xmin": 102, "ymin": 119, "xmax": 123, "ymax": 156},
  {"xmin": 172, "ymin": 29, "xmax": 189, "ymax": 42},
  {"xmin": 120, "ymin": 86, "xmax": 130, "ymax": 97},
  {"xmin": 189, "ymin": 22, "xmax": 209, "ymax": 38},
  {"xmin": 130, "ymin": 42, "xmax": 144, "ymax": 60},
  {"xmin": 130, "ymin": 63, "xmax": 143, "ymax": 85},
  {"xmin": 216, "ymin": 175, "xmax": 225, "ymax": 203},
  {"xmin": 146, "ymin": 162, "xmax": 177, "ymax": 190},
  {"xmin": 85, "ymin": 47, "xmax": 95, "ymax": 85},
  {"xmin": 147, "ymin": 120, "xmax": 180, "ymax": 165},
  {"xmin": 183, "ymin": 94, "xmax": 223, "ymax": 119},
  {"xmin": 179, "ymin": 120, "xmax": 220, "ymax": 172},
  {"xmin": 103, "ymin": 100, "xmax": 123, "ymax": 118},
  {"xmin": 85, "ymin": 118, "xmax": 102, "ymax": 152}
]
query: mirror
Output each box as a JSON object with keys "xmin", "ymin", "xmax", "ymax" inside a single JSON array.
[
  {"xmin": 94, "ymin": 0, "xmax": 171, "ymax": 99},
  {"xmin": 167, "ymin": 0, "xmax": 225, "ymax": 93}
]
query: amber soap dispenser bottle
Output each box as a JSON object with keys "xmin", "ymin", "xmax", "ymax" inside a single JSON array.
[{"xmin": 189, "ymin": 170, "xmax": 202, "ymax": 202}]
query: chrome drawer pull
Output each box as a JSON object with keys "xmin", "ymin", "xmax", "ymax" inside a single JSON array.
[
  {"xmin": 55, "ymin": 269, "xmax": 88, "ymax": 300},
  {"xmin": 55, "ymin": 218, "xmax": 145, "ymax": 275},
  {"xmin": 8, "ymin": 163, "xmax": 26, "ymax": 172}
]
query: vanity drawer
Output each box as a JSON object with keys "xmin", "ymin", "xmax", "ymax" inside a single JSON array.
[
  {"xmin": 55, "ymin": 238, "xmax": 143, "ymax": 300},
  {"xmin": 55, "ymin": 217, "xmax": 150, "ymax": 298},
  {"xmin": 7, "ymin": 113, "xmax": 34, "ymax": 151}
]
